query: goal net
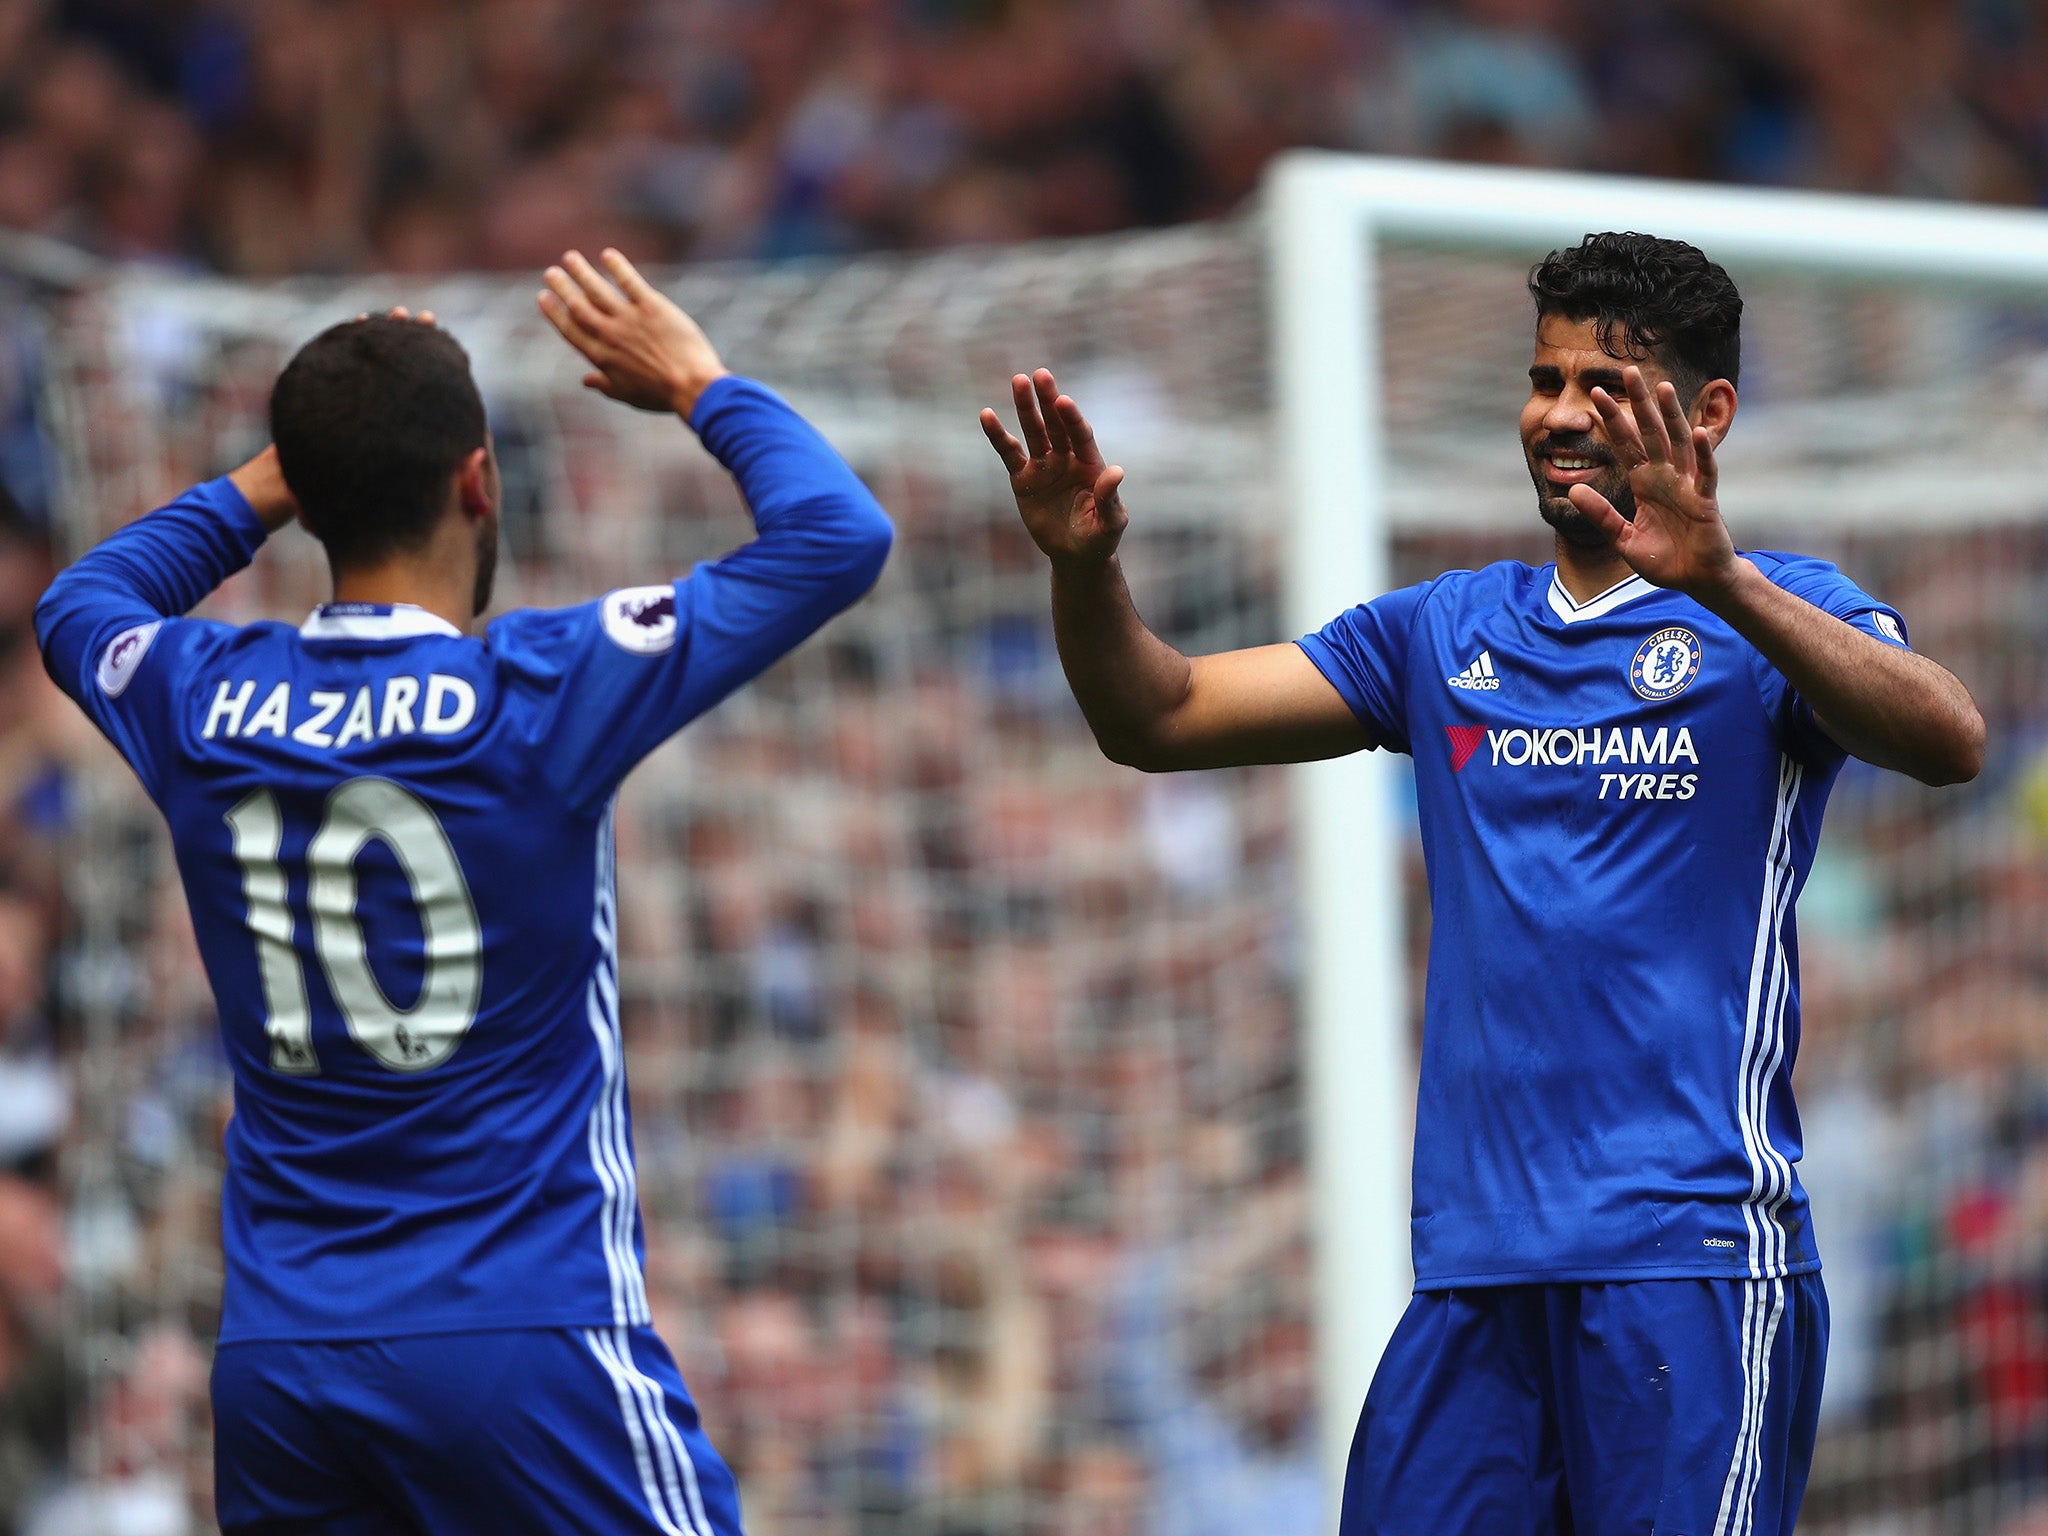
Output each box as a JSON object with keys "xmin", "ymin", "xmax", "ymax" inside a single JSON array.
[{"xmin": 19, "ymin": 155, "xmax": 2048, "ymax": 1535}]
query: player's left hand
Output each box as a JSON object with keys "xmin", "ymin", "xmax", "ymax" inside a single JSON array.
[
  {"xmin": 537, "ymin": 249, "xmax": 727, "ymax": 418},
  {"xmin": 1566, "ymin": 366, "xmax": 1741, "ymax": 599}
]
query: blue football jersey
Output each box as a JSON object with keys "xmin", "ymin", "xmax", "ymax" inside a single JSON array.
[
  {"xmin": 37, "ymin": 376, "xmax": 893, "ymax": 1342},
  {"xmin": 1299, "ymin": 557, "xmax": 1908, "ymax": 1289}
]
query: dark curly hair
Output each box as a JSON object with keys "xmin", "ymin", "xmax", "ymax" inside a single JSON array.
[
  {"xmin": 1528, "ymin": 232, "xmax": 1743, "ymax": 394},
  {"xmin": 271, "ymin": 317, "xmax": 488, "ymax": 572}
]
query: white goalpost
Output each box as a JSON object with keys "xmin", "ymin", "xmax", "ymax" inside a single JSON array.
[{"xmin": 1274, "ymin": 151, "xmax": 2048, "ymax": 1526}]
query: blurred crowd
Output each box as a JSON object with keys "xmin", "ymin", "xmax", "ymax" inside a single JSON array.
[
  {"xmin": 2, "ymin": 0, "xmax": 2048, "ymax": 276},
  {"xmin": 1, "ymin": 1, "xmax": 2047, "ymax": 1530},
  {"xmin": 0, "ymin": 471, "xmax": 110, "ymax": 1531},
  {"xmin": 1787, "ymin": 526, "xmax": 2048, "ymax": 1533}
]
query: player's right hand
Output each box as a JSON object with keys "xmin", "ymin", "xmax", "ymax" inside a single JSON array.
[
  {"xmin": 537, "ymin": 249, "xmax": 728, "ymax": 418},
  {"xmin": 981, "ymin": 369, "xmax": 1128, "ymax": 567}
]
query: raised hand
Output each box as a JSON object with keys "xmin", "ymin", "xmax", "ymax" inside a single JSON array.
[
  {"xmin": 537, "ymin": 249, "xmax": 727, "ymax": 417},
  {"xmin": 1566, "ymin": 366, "xmax": 1739, "ymax": 598},
  {"xmin": 227, "ymin": 444, "xmax": 302, "ymax": 534},
  {"xmin": 980, "ymin": 369, "xmax": 1128, "ymax": 566}
]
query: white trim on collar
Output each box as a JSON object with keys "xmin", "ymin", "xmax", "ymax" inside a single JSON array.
[
  {"xmin": 300, "ymin": 603, "xmax": 463, "ymax": 640},
  {"xmin": 1547, "ymin": 571, "xmax": 1656, "ymax": 625}
]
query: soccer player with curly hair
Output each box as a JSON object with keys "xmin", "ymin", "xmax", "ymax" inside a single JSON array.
[{"xmin": 983, "ymin": 231, "xmax": 1985, "ymax": 1535}]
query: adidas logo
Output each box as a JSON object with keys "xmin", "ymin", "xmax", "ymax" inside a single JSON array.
[{"xmin": 1447, "ymin": 651, "xmax": 1501, "ymax": 691}]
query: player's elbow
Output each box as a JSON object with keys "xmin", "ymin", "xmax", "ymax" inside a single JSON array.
[
  {"xmin": 1097, "ymin": 735, "xmax": 1153, "ymax": 770},
  {"xmin": 30, "ymin": 583, "xmax": 57, "ymax": 647},
  {"xmin": 31, "ymin": 570, "xmax": 81, "ymax": 668},
  {"xmin": 813, "ymin": 497, "xmax": 893, "ymax": 595},
  {"xmin": 1919, "ymin": 707, "xmax": 1985, "ymax": 787},
  {"xmin": 846, "ymin": 505, "xmax": 894, "ymax": 591},
  {"xmin": 1891, "ymin": 694, "xmax": 1985, "ymax": 787},
  {"xmin": 1093, "ymin": 725, "xmax": 1180, "ymax": 773}
]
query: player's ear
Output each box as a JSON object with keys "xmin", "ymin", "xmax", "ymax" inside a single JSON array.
[
  {"xmin": 455, "ymin": 445, "xmax": 494, "ymax": 520},
  {"xmin": 1689, "ymin": 378, "xmax": 1737, "ymax": 447}
]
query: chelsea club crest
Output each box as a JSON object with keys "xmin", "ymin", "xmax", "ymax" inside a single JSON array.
[{"xmin": 1629, "ymin": 627, "xmax": 1703, "ymax": 701}]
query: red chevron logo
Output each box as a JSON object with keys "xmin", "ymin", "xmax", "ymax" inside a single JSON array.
[{"xmin": 1445, "ymin": 725, "xmax": 1488, "ymax": 772}]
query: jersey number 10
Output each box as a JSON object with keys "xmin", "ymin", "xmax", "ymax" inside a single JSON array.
[{"xmin": 226, "ymin": 778, "xmax": 483, "ymax": 1076}]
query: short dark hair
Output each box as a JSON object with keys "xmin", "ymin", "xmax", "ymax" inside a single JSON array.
[
  {"xmin": 1528, "ymin": 232, "xmax": 1743, "ymax": 393},
  {"xmin": 270, "ymin": 317, "xmax": 487, "ymax": 571}
]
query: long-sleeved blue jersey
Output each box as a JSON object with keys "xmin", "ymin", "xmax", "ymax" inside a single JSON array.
[
  {"xmin": 37, "ymin": 376, "xmax": 892, "ymax": 1342},
  {"xmin": 1300, "ymin": 557, "xmax": 1908, "ymax": 1290}
]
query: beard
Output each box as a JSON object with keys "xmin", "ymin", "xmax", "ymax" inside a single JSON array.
[
  {"xmin": 1531, "ymin": 441, "xmax": 1634, "ymax": 550},
  {"xmin": 471, "ymin": 511, "xmax": 499, "ymax": 616}
]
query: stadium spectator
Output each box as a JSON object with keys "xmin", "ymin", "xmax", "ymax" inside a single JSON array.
[{"xmin": 4, "ymin": 1, "xmax": 2048, "ymax": 277}]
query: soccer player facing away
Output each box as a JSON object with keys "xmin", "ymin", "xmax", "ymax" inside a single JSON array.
[
  {"xmin": 982, "ymin": 233, "xmax": 1985, "ymax": 1535},
  {"xmin": 37, "ymin": 251, "xmax": 892, "ymax": 1534}
]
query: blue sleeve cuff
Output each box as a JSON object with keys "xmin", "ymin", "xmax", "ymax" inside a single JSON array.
[
  {"xmin": 686, "ymin": 374, "xmax": 753, "ymax": 437},
  {"xmin": 199, "ymin": 474, "xmax": 271, "ymax": 558},
  {"xmin": 1295, "ymin": 634, "xmax": 1363, "ymax": 720}
]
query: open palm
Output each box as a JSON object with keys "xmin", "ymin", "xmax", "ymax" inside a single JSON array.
[
  {"xmin": 980, "ymin": 369, "xmax": 1128, "ymax": 564},
  {"xmin": 1566, "ymin": 366, "xmax": 1738, "ymax": 597}
]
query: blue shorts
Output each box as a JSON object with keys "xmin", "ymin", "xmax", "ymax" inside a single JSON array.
[
  {"xmin": 1344, "ymin": 1276, "xmax": 1828, "ymax": 1536},
  {"xmin": 213, "ymin": 1325, "xmax": 742, "ymax": 1536}
]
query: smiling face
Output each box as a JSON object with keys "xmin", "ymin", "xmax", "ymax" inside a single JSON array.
[{"xmin": 1520, "ymin": 314, "xmax": 1683, "ymax": 550}]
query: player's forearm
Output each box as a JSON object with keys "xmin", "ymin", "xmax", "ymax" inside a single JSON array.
[
  {"xmin": 691, "ymin": 376, "xmax": 891, "ymax": 557},
  {"xmin": 659, "ymin": 377, "xmax": 894, "ymax": 720},
  {"xmin": 1700, "ymin": 559, "xmax": 1984, "ymax": 785},
  {"xmin": 226, "ymin": 446, "xmax": 301, "ymax": 533},
  {"xmin": 1049, "ymin": 555, "xmax": 1196, "ymax": 769}
]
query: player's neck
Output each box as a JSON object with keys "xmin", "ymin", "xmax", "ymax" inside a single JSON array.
[
  {"xmin": 1552, "ymin": 541, "xmax": 1637, "ymax": 606},
  {"xmin": 330, "ymin": 561, "xmax": 475, "ymax": 634},
  {"xmin": 328, "ymin": 506, "xmax": 481, "ymax": 633}
]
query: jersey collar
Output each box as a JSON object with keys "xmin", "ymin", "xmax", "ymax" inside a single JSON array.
[
  {"xmin": 1546, "ymin": 570, "xmax": 1656, "ymax": 625},
  {"xmin": 301, "ymin": 603, "xmax": 464, "ymax": 640}
]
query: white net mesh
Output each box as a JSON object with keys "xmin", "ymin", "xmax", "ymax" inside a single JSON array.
[{"xmin": 29, "ymin": 214, "xmax": 2048, "ymax": 1536}]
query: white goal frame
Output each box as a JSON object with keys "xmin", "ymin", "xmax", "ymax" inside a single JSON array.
[{"xmin": 1268, "ymin": 150, "xmax": 2048, "ymax": 1517}]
